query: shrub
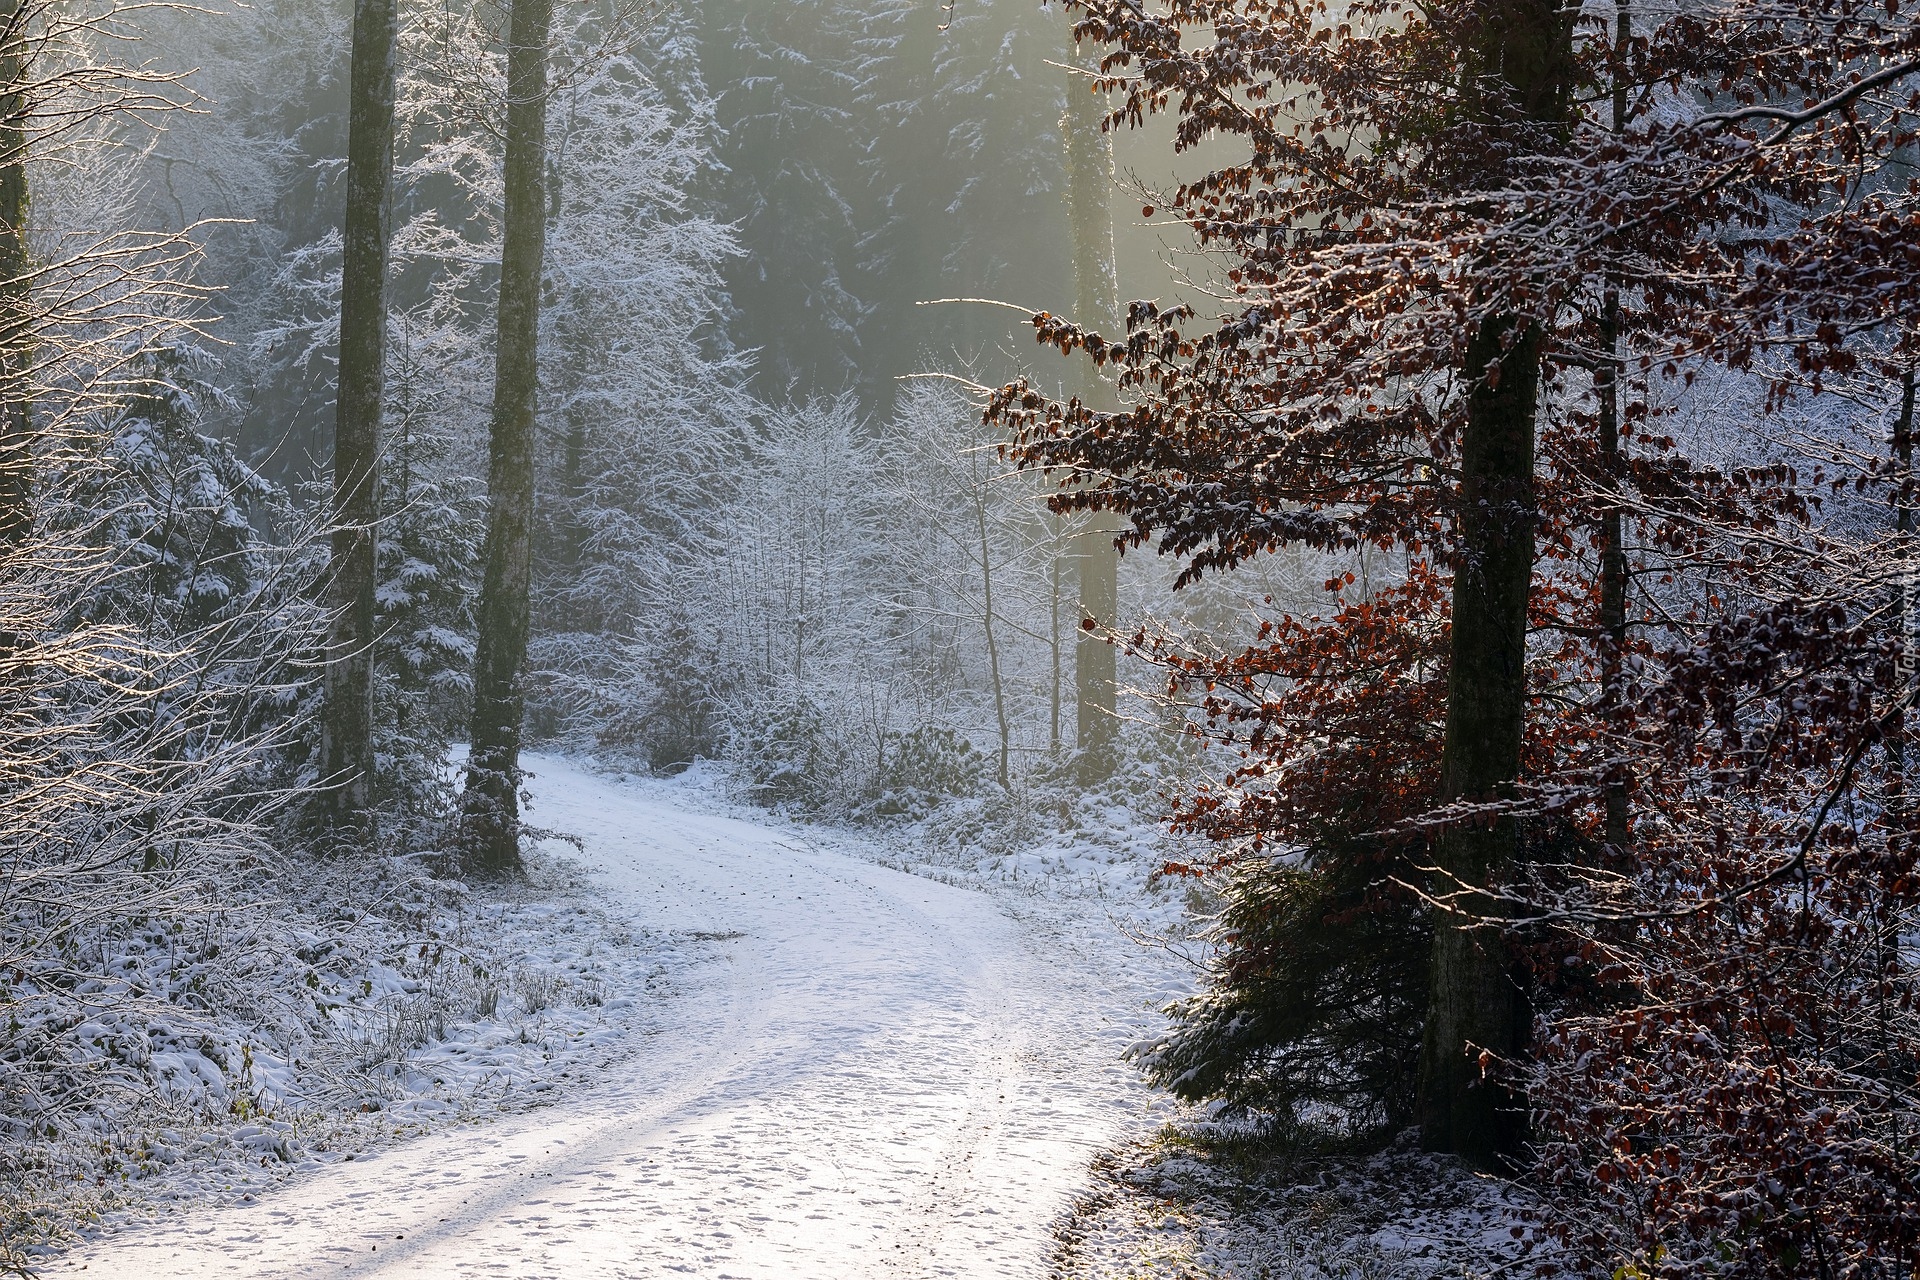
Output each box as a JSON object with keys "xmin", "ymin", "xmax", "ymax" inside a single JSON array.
[
  {"xmin": 728, "ymin": 695, "xmax": 856, "ymax": 809},
  {"xmin": 865, "ymin": 725, "xmax": 988, "ymax": 819}
]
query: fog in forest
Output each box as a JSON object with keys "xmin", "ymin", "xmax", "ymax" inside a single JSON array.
[{"xmin": 6, "ymin": 0, "xmax": 1920, "ymax": 1271}]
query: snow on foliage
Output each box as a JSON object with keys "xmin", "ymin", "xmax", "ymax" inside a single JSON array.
[{"xmin": 2, "ymin": 845, "xmax": 697, "ymax": 1262}]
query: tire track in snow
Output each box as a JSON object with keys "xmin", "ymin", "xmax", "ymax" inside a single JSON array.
[{"xmin": 59, "ymin": 755, "xmax": 1166, "ymax": 1279}]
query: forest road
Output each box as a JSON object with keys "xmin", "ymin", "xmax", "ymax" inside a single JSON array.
[{"xmin": 63, "ymin": 753, "xmax": 1161, "ymax": 1279}]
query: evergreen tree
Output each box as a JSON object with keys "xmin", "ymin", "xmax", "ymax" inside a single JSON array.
[
  {"xmin": 71, "ymin": 350, "xmax": 284, "ymax": 637},
  {"xmin": 691, "ymin": 0, "xmax": 1074, "ymax": 410},
  {"xmin": 372, "ymin": 384, "xmax": 479, "ymax": 847}
]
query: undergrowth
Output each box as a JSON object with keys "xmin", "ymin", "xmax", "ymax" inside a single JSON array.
[{"xmin": 1050, "ymin": 1122, "xmax": 1539, "ymax": 1280}]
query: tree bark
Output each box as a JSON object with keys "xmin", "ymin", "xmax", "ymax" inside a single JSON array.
[
  {"xmin": 460, "ymin": 0, "xmax": 553, "ymax": 875},
  {"xmin": 1597, "ymin": 0, "xmax": 1631, "ymax": 854},
  {"xmin": 0, "ymin": 0, "xmax": 32, "ymax": 552},
  {"xmin": 1049, "ymin": 514, "xmax": 1063, "ymax": 756},
  {"xmin": 1418, "ymin": 310, "xmax": 1540, "ymax": 1164},
  {"xmin": 1890, "ymin": 364, "xmax": 1914, "ymax": 828},
  {"xmin": 319, "ymin": 0, "xmax": 398, "ymax": 835},
  {"xmin": 1417, "ymin": 0, "xmax": 1571, "ymax": 1166},
  {"xmin": 556, "ymin": 395, "xmax": 596, "ymax": 634},
  {"xmin": 974, "ymin": 487, "xmax": 1011, "ymax": 791},
  {"xmin": 1062, "ymin": 51, "xmax": 1121, "ymax": 785}
]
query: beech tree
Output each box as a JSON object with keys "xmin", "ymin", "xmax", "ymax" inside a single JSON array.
[{"xmin": 993, "ymin": 0, "xmax": 1920, "ymax": 1233}]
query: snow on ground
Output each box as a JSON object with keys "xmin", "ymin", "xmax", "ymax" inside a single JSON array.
[
  {"xmin": 1050, "ymin": 1129, "xmax": 1537, "ymax": 1279},
  {"xmin": 53, "ymin": 753, "xmax": 1188, "ymax": 1278},
  {"xmin": 2, "ymin": 829, "xmax": 713, "ymax": 1267}
]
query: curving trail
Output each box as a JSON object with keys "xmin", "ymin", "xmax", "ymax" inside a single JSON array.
[{"xmin": 63, "ymin": 754, "xmax": 1159, "ymax": 1279}]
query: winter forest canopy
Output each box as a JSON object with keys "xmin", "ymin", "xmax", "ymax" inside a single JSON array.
[{"xmin": 4, "ymin": 0, "xmax": 1920, "ymax": 1273}]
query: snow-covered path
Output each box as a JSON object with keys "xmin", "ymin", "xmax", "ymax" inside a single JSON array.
[{"xmin": 64, "ymin": 755, "xmax": 1161, "ymax": 1279}]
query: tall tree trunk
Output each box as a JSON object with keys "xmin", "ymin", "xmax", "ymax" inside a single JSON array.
[
  {"xmin": 1063, "ymin": 50, "xmax": 1121, "ymax": 785},
  {"xmin": 1419, "ymin": 311, "xmax": 1540, "ymax": 1164},
  {"xmin": 319, "ymin": 0, "xmax": 398, "ymax": 835},
  {"xmin": 0, "ymin": 0, "xmax": 32, "ymax": 552},
  {"xmin": 1049, "ymin": 513, "xmax": 1063, "ymax": 756},
  {"xmin": 1417, "ymin": 0, "xmax": 1571, "ymax": 1166},
  {"xmin": 1890, "ymin": 364, "xmax": 1914, "ymax": 831},
  {"xmin": 1597, "ymin": 0, "xmax": 1631, "ymax": 853},
  {"xmin": 460, "ymin": 0, "xmax": 552, "ymax": 875}
]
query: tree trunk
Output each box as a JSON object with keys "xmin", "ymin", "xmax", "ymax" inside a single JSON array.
[
  {"xmin": 0, "ymin": 0, "xmax": 32, "ymax": 551},
  {"xmin": 1597, "ymin": 0, "xmax": 1631, "ymax": 853},
  {"xmin": 557, "ymin": 397, "xmax": 595, "ymax": 634},
  {"xmin": 1417, "ymin": 0, "xmax": 1571, "ymax": 1166},
  {"xmin": 1418, "ymin": 309, "xmax": 1540, "ymax": 1163},
  {"xmin": 318, "ymin": 0, "xmax": 398, "ymax": 837},
  {"xmin": 460, "ymin": 0, "xmax": 553, "ymax": 875},
  {"xmin": 1890, "ymin": 364, "xmax": 1914, "ymax": 827},
  {"xmin": 974, "ymin": 488, "xmax": 1011, "ymax": 791},
  {"xmin": 1049, "ymin": 514, "xmax": 1063, "ymax": 755},
  {"xmin": 1062, "ymin": 50, "xmax": 1121, "ymax": 785}
]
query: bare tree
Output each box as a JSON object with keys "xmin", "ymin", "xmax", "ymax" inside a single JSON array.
[
  {"xmin": 0, "ymin": 0, "xmax": 330, "ymax": 1232},
  {"xmin": 881, "ymin": 378, "xmax": 1065, "ymax": 794}
]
